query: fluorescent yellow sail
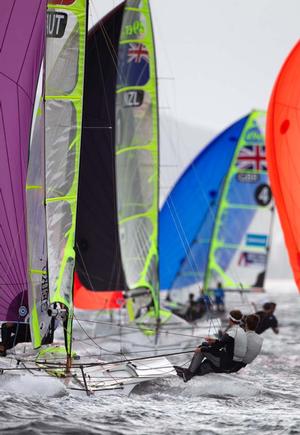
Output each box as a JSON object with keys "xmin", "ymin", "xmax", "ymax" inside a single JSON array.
[
  {"xmin": 116, "ymin": 0, "xmax": 160, "ymax": 318},
  {"xmin": 44, "ymin": 0, "xmax": 87, "ymax": 351}
]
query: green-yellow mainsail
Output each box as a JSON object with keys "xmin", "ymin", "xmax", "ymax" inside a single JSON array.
[
  {"xmin": 115, "ymin": 0, "xmax": 160, "ymax": 321},
  {"xmin": 29, "ymin": 0, "xmax": 88, "ymax": 351}
]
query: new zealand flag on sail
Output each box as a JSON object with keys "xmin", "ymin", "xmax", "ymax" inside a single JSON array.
[
  {"xmin": 236, "ymin": 145, "xmax": 267, "ymax": 171},
  {"xmin": 117, "ymin": 43, "xmax": 149, "ymax": 88}
]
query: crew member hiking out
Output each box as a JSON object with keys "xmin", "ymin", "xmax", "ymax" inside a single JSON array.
[
  {"xmin": 255, "ymin": 302, "xmax": 279, "ymax": 335},
  {"xmin": 230, "ymin": 314, "xmax": 263, "ymax": 372},
  {"xmin": 174, "ymin": 310, "xmax": 247, "ymax": 382}
]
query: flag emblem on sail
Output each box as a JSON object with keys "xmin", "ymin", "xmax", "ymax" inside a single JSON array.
[
  {"xmin": 238, "ymin": 252, "xmax": 266, "ymax": 267},
  {"xmin": 236, "ymin": 145, "xmax": 266, "ymax": 171},
  {"xmin": 127, "ymin": 43, "xmax": 149, "ymax": 63},
  {"xmin": 118, "ymin": 43, "xmax": 149, "ymax": 87}
]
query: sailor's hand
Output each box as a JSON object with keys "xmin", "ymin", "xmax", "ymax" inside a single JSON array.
[{"xmin": 195, "ymin": 347, "xmax": 202, "ymax": 353}]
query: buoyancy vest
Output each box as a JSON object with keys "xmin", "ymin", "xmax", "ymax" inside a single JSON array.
[
  {"xmin": 243, "ymin": 331, "xmax": 263, "ymax": 364},
  {"xmin": 227, "ymin": 324, "xmax": 247, "ymax": 362}
]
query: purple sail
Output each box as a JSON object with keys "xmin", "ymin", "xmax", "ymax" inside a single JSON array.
[{"xmin": 0, "ymin": 0, "xmax": 46, "ymax": 321}]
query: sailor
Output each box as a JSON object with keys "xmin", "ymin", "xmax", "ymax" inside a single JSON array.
[
  {"xmin": 0, "ymin": 321, "xmax": 31, "ymax": 357},
  {"xmin": 214, "ymin": 281, "xmax": 225, "ymax": 313},
  {"xmin": 0, "ymin": 303, "xmax": 64, "ymax": 356},
  {"xmin": 185, "ymin": 293, "xmax": 197, "ymax": 321},
  {"xmin": 175, "ymin": 310, "xmax": 247, "ymax": 381},
  {"xmin": 196, "ymin": 289, "xmax": 212, "ymax": 312},
  {"xmin": 230, "ymin": 314, "xmax": 263, "ymax": 372},
  {"xmin": 255, "ymin": 302, "xmax": 279, "ymax": 335}
]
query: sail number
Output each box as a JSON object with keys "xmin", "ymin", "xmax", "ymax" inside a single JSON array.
[
  {"xmin": 123, "ymin": 90, "xmax": 144, "ymax": 107},
  {"xmin": 47, "ymin": 11, "xmax": 68, "ymax": 38},
  {"xmin": 255, "ymin": 184, "xmax": 272, "ymax": 206}
]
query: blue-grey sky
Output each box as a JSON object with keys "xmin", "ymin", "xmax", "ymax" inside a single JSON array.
[{"xmin": 91, "ymin": 0, "xmax": 300, "ymax": 129}]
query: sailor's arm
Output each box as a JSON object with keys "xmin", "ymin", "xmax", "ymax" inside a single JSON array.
[
  {"xmin": 271, "ymin": 316, "xmax": 279, "ymax": 334},
  {"xmin": 195, "ymin": 334, "xmax": 233, "ymax": 352}
]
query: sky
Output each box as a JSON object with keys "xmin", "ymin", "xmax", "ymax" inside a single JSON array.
[{"xmin": 88, "ymin": 0, "xmax": 300, "ymax": 280}]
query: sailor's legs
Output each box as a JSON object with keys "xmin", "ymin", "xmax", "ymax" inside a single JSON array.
[
  {"xmin": 194, "ymin": 359, "xmax": 216, "ymax": 376},
  {"xmin": 188, "ymin": 351, "xmax": 205, "ymax": 373},
  {"xmin": 0, "ymin": 323, "xmax": 31, "ymax": 350},
  {"xmin": 1, "ymin": 323, "xmax": 17, "ymax": 350}
]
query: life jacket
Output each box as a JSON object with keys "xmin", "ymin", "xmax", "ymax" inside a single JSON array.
[
  {"xmin": 243, "ymin": 331, "xmax": 263, "ymax": 364},
  {"xmin": 227, "ymin": 324, "xmax": 247, "ymax": 362}
]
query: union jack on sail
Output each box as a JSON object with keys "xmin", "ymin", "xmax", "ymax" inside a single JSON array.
[
  {"xmin": 127, "ymin": 43, "xmax": 149, "ymax": 63},
  {"xmin": 236, "ymin": 145, "xmax": 267, "ymax": 171}
]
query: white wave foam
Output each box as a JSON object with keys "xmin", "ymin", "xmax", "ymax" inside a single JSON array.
[
  {"xmin": 0, "ymin": 374, "xmax": 66, "ymax": 398},
  {"xmin": 180, "ymin": 373, "xmax": 259, "ymax": 397},
  {"xmin": 134, "ymin": 373, "xmax": 259, "ymax": 398}
]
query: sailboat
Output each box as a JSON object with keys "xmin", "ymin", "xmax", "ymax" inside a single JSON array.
[
  {"xmin": 160, "ymin": 111, "xmax": 274, "ymax": 311},
  {"xmin": 266, "ymin": 41, "xmax": 300, "ymax": 291},
  {"xmin": 0, "ymin": 0, "xmax": 185, "ymax": 395}
]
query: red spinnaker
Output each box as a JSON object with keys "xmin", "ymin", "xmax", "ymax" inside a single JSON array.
[{"xmin": 266, "ymin": 40, "xmax": 300, "ymax": 290}]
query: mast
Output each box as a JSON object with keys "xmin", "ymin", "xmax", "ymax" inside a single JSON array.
[
  {"xmin": 115, "ymin": 0, "xmax": 160, "ymax": 321},
  {"xmin": 44, "ymin": 0, "xmax": 88, "ymax": 363}
]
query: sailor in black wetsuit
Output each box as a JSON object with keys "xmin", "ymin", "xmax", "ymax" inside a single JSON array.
[
  {"xmin": 0, "ymin": 322, "xmax": 31, "ymax": 356},
  {"xmin": 174, "ymin": 310, "xmax": 247, "ymax": 382},
  {"xmin": 255, "ymin": 302, "xmax": 279, "ymax": 335}
]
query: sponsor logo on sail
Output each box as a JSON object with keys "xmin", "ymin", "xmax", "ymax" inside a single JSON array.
[
  {"xmin": 246, "ymin": 234, "xmax": 268, "ymax": 247},
  {"xmin": 41, "ymin": 265, "xmax": 49, "ymax": 312},
  {"xmin": 19, "ymin": 306, "xmax": 28, "ymax": 317},
  {"xmin": 47, "ymin": 11, "xmax": 68, "ymax": 38},
  {"xmin": 244, "ymin": 127, "xmax": 263, "ymax": 144},
  {"xmin": 124, "ymin": 20, "xmax": 145, "ymax": 37}
]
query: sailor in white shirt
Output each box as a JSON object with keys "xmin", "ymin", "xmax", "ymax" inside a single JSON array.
[
  {"xmin": 174, "ymin": 310, "xmax": 247, "ymax": 381},
  {"xmin": 230, "ymin": 314, "xmax": 263, "ymax": 372}
]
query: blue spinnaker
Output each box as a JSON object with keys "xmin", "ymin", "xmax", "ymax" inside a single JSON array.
[{"xmin": 159, "ymin": 116, "xmax": 248, "ymax": 290}]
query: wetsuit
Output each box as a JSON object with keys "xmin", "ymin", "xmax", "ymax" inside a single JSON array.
[
  {"xmin": 255, "ymin": 311, "xmax": 278, "ymax": 334},
  {"xmin": 187, "ymin": 324, "xmax": 247, "ymax": 377},
  {"xmin": 1, "ymin": 323, "xmax": 31, "ymax": 350}
]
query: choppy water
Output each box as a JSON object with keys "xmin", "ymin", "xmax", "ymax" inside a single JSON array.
[{"xmin": 1, "ymin": 280, "xmax": 300, "ymax": 435}]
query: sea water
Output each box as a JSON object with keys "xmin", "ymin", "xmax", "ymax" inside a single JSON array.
[{"xmin": 0, "ymin": 280, "xmax": 299, "ymax": 434}]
